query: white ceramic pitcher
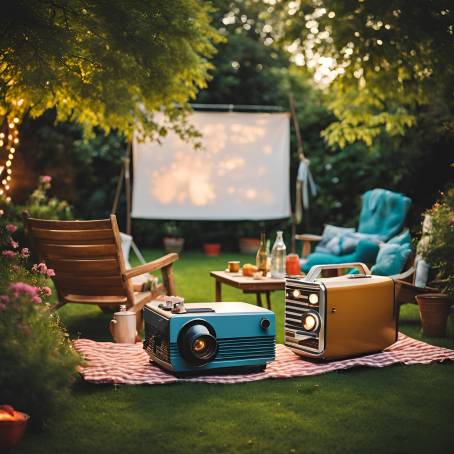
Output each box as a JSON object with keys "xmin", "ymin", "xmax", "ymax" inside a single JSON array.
[{"xmin": 109, "ymin": 310, "xmax": 137, "ymax": 344}]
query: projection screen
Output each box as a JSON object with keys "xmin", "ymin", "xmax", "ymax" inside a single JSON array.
[{"xmin": 132, "ymin": 111, "xmax": 290, "ymax": 220}]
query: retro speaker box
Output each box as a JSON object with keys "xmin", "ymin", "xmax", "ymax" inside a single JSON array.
[{"xmin": 285, "ymin": 263, "xmax": 397, "ymax": 360}]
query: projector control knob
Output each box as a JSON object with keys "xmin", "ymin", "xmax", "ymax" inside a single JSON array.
[{"xmin": 260, "ymin": 318, "xmax": 271, "ymax": 330}]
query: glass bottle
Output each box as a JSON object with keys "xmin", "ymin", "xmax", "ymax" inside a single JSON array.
[
  {"xmin": 270, "ymin": 231, "xmax": 286, "ymax": 278},
  {"xmin": 256, "ymin": 232, "xmax": 267, "ymax": 276}
]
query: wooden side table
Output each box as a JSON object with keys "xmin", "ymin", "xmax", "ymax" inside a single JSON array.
[{"xmin": 210, "ymin": 271, "xmax": 285, "ymax": 310}]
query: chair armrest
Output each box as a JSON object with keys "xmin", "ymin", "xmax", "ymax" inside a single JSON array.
[
  {"xmin": 123, "ymin": 253, "xmax": 178, "ymax": 281},
  {"xmin": 294, "ymin": 234, "xmax": 323, "ymax": 242},
  {"xmin": 392, "ymin": 266, "xmax": 415, "ymax": 282},
  {"xmin": 394, "ymin": 279, "xmax": 439, "ymax": 305}
]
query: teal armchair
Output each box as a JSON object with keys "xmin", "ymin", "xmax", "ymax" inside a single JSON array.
[{"xmin": 298, "ymin": 189, "xmax": 412, "ymax": 274}]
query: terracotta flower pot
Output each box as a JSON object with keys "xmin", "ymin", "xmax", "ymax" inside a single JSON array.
[
  {"xmin": 239, "ymin": 237, "xmax": 260, "ymax": 255},
  {"xmin": 203, "ymin": 243, "xmax": 221, "ymax": 256},
  {"xmin": 416, "ymin": 293, "xmax": 451, "ymax": 337},
  {"xmin": 163, "ymin": 237, "xmax": 184, "ymax": 254},
  {"xmin": 0, "ymin": 406, "xmax": 30, "ymax": 450}
]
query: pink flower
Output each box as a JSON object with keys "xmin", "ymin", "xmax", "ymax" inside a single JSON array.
[
  {"xmin": 40, "ymin": 175, "xmax": 52, "ymax": 184},
  {"xmin": 32, "ymin": 295, "xmax": 42, "ymax": 304},
  {"xmin": 0, "ymin": 295, "xmax": 9, "ymax": 304},
  {"xmin": 0, "ymin": 303, "xmax": 6, "ymax": 312},
  {"xmin": 0, "ymin": 209, "xmax": 4, "ymax": 217},
  {"xmin": 10, "ymin": 265, "xmax": 19, "ymax": 273},
  {"xmin": 9, "ymin": 282, "xmax": 38, "ymax": 298},
  {"xmin": 10, "ymin": 240, "xmax": 19, "ymax": 249},
  {"xmin": 2, "ymin": 250, "xmax": 17, "ymax": 258},
  {"xmin": 37, "ymin": 262, "xmax": 48, "ymax": 274},
  {"xmin": 46, "ymin": 268, "xmax": 55, "ymax": 277},
  {"xmin": 6, "ymin": 224, "xmax": 17, "ymax": 234},
  {"xmin": 20, "ymin": 248, "xmax": 29, "ymax": 258},
  {"xmin": 40, "ymin": 286, "xmax": 52, "ymax": 296}
]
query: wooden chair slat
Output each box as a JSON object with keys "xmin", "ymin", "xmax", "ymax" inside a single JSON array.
[
  {"xmin": 63, "ymin": 294, "xmax": 128, "ymax": 304},
  {"xmin": 54, "ymin": 274, "xmax": 125, "ymax": 288},
  {"xmin": 58, "ymin": 287, "xmax": 127, "ymax": 296},
  {"xmin": 27, "ymin": 218, "xmax": 112, "ymax": 230},
  {"xmin": 46, "ymin": 258, "xmax": 120, "ymax": 274},
  {"xmin": 39, "ymin": 244, "xmax": 118, "ymax": 259},
  {"xmin": 31, "ymin": 228, "xmax": 115, "ymax": 242}
]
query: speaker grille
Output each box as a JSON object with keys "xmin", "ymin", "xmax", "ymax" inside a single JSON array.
[{"xmin": 285, "ymin": 279, "xmax": 324, "ymax": 354}]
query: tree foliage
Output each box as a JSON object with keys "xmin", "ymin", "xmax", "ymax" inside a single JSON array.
[
  {"xmin": 0, "ymin": 0, "xmax": 220, "ymax": 138},
  {"xmin": 272, "ymin": 0, "xmax": 454, "ymax": 147}
]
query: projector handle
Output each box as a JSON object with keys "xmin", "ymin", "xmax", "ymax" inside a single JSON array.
[{"xmin": 305, "ymin": 262, "xmax": 371, "ymax": 281}]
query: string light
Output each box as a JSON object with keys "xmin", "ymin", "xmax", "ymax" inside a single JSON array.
[{"xmin": 0, "ymin": 114, "xmax": 20, "ymax": 202}]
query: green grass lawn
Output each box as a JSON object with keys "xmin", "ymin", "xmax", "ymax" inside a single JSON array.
[{"xmin": 13, "ymin": 250, "xmax": 454, "ymax": 454}]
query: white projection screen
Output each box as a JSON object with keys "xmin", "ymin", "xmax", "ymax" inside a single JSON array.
[{"xmin": 132, "ymin": 111, "xmax": 290, "ymax": 220}]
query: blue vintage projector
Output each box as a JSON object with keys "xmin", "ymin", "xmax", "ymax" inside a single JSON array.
[{"xmin": 143, "ymin": 298, "xmax": 275, "ymax": 375}]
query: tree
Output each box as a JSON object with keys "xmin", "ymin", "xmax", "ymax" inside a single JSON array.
[
  {"xmin": 196, "ymin": 0, "xmax": 289, "ymax": 106},
  {"xmin": 0, "ymin": 0, "xmax": 220, "ymax": 138},
  {"xmin": 272, "ymin": 0, "xmax": 454, "ymax": 147}
]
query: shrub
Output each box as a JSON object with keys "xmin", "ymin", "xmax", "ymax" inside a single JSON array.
[
  {"xmin": 0, "ymin": 217, "xmax": 80, "ymax": 426},
  {"xmin": 420, "ymin": 188, "xmax": 454, "ymax": 297},
  {"xmin": 0, "ymin": 175, "xmax": 73, "ymax": 235}
]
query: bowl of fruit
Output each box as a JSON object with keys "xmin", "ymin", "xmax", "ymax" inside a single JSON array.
[{"xmin": 242, "ymin": 263, "xmax": 258, "ymax": 277}]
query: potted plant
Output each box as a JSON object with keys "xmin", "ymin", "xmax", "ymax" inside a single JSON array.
[
  {"xmin": 162, "ymin": 222, "xmax": 184, "ymax": 254},
  {"xmin": 417, "ymin": 188, "xmax": 454, "ymax": 337},
  {"xmin": 200, "ymin": 222, "xmax": 223, "ymax": 256},
  {"xmin": 238, "ymin": 222, "xmax": 261, "ymax": 254}
]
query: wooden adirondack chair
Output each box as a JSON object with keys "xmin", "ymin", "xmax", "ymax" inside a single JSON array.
[{"xmin": 24, "ymin": 215, "xmax": 178, "ymax": 329}]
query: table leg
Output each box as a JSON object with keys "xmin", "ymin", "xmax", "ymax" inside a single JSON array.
[
  {"xmin": 215, "ymin": 280, "xmax": 222, "ymax": 302},
  {"xmin": 266, "ymin": 292, "xmax": 272, "ymax": 310},
  {"xmin": 256, "ymin": 292, "xmax": 263, "ymax": 307}
]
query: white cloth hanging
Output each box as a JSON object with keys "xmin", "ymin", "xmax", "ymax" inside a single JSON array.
[{"xmin": 295, "ymin": 158, "xmax": 317, "ymax": 224}]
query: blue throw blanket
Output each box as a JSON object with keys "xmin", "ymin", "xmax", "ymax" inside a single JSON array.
[{"xmin": 315, "ymin": 231, "xmax": 381, "ymax": 256}]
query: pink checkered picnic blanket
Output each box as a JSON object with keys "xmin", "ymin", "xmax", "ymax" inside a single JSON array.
[{"xmin": 73, "ymin": 334, "xmax": 454, "ymax": 385}]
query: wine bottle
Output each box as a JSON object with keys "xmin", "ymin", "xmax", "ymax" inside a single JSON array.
[{"xmin": 256, "ymin": 232, "xmax": 267, "ymax": 276}]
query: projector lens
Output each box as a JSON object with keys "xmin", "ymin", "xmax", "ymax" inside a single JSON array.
[
  {"xmin": 302, "ymin": 312, "xmax": 320, "ymax": 332},
  {"xmin": 178, "ymin": 322, "xmax": 218, "ymax": 365},
  {"xmin": 193, "ymin": 338, "xmax": 206, "ymax": 352}
]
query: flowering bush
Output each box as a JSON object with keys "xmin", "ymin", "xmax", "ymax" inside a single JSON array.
[
  {"xmin": 0, "ymin": 175, "xmax": 72, "ymax": 235},
  {"xmin": 420, "ymin": 188, "xmax": 454, "ymax": 297},
  {"xmin": 0, "ymin": 215, "xmax": 80, "ymax": 425}
]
